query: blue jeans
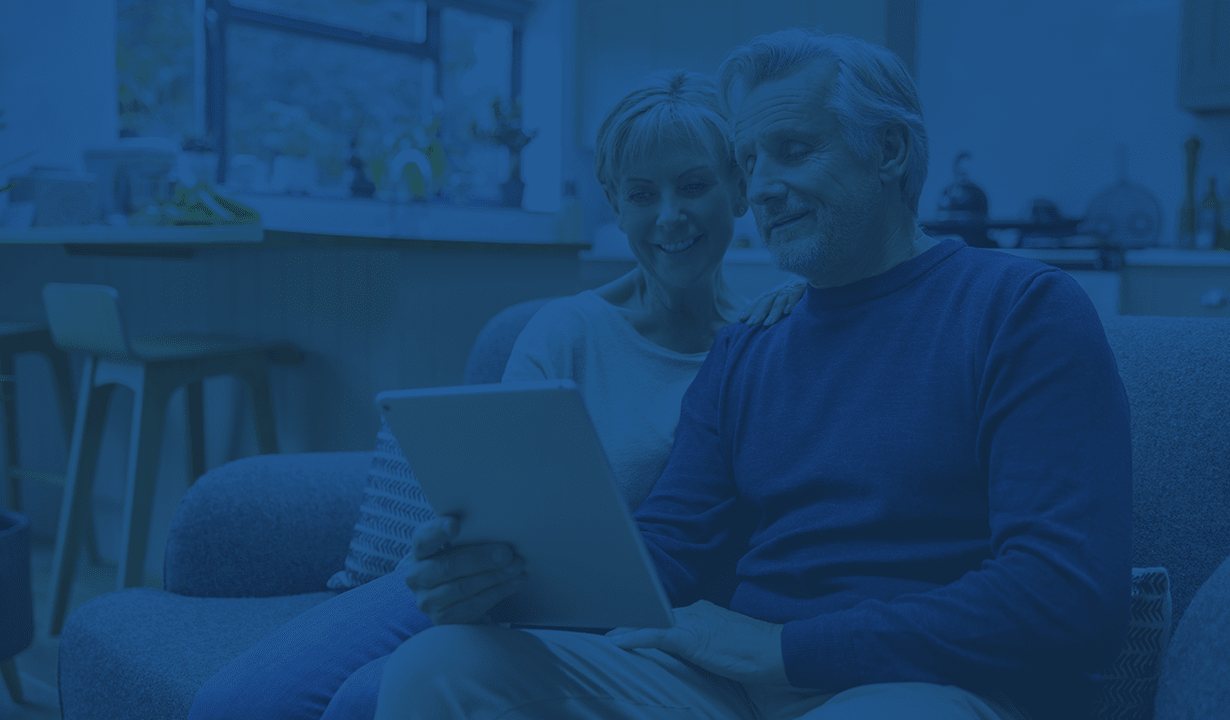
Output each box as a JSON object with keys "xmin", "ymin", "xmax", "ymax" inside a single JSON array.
[{"xmin": 189, "ymin": 568, "xmax": 431, "ymax": 720}]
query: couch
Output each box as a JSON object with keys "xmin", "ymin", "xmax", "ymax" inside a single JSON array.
[{"xmin": 57, "ymin": 306, "xmax": 1230, "ymax": 720}]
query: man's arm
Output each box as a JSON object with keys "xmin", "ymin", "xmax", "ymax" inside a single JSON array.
[{"xmin": 633, "ymin": 327, "xmax": 747, "ymax": 606}]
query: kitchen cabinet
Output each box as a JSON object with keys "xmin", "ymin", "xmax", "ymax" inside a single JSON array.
[{"xmin": 1179, "ymin": 0, "xmax": 1230, "ymax": 112}]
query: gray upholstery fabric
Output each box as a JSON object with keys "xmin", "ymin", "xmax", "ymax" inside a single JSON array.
[
  {"xmin": 58, "ymin": 589, "xmax": 333, "ymax": 720},
  {"xmin": 164, "ymin": 452, "xmax": 371, "ymax": 597},
  {"xmin": 56, "ymin": 309, "xmax": 1230, "ymax": 720},
  {"xmin": 1152, "ymin": 554, "xmax": 1230, "ymax": 720},
  {"xmin": 462, "ymin": 297, "xmax": 555, "ymax": 384},
  {"xmin": 1101, "ymin": 316, "xmax": 1230, "ymax": 626}
]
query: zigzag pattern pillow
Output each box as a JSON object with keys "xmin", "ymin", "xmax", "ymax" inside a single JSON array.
[
  {"xmin": 1093, "ymin": 567, "xmax": 1172, "ymax": 720},
  {"xmin": 328, "ymin": 418, "xmax": 437, "ymax": 591}
]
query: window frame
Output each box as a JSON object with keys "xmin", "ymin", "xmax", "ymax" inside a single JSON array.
[{"xmin": 202, "ymin": 0, "xmax": 533, "ymax": 185}]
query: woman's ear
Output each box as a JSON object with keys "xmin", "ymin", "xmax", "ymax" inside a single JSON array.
[
  {"xmin": 605, "ymin": 189, "xmax": 625, "ymax": 231},
  {"xmin": 733, "ymin": 176, "xmax": 749, "ymax": 217}
]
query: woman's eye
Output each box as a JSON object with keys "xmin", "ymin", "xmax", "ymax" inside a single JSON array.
[
  {"xmin": 629, "ymin": 190, "xmax": 654, "ymax": 202},
  {"xmin": 683, "ymin": 182, "xmax": 709, "ymax": 193}
]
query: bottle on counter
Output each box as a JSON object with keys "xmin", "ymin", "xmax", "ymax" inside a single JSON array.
[{"xmin": 1196, "ymin": 176, "xmax": 1220, "ymax": 250}]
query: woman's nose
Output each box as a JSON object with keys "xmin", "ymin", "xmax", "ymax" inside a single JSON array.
[{"xmin": 656, "ymin": 195, "xmax": 685, "ymax": 227}]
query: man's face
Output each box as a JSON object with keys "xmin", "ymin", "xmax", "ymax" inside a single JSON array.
[{"xmin": 732, "ymin": 60, "xmax": 884, "ymax": 285}]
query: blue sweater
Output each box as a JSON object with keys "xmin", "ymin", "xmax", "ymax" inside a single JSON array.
[{"xmin": 634, "ymin": 239, "xmax": 1132, "ymax": 717}]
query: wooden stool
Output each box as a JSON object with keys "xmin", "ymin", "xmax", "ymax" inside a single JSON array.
[
  {"xmin": 43, "ymin": 283, "xmax": 296, "ymax": 635},
  {"xmin": 0, "ymin": 321, "xmax": 103, "ymax": 564}
]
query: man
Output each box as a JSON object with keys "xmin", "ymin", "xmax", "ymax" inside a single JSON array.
[{"xmin": 377, "ymin": 29, "xmax": 1131, "ymax": 720}]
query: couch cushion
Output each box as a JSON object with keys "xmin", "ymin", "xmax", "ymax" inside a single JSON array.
[
  {"xmin": 328, "ymin": 419, "xmax": 435, "ymax": 591},
  {"xmin": 59, "ymin": 588, "xmax": 334, "ymax": 720},
  {"xmin": 1153, "ymin": 554, "xmax": 1230, "ymax": 720}
]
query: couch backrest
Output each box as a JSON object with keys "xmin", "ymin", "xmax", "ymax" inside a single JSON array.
[
  {"xmin": 465, "ymin": 301, "xmax": 1230, "ymax": 626},
  {"xmin": 1101, "ymin": 315, "xmax": 1230, "ymax": 626}
]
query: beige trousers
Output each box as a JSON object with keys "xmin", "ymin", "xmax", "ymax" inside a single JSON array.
[{"xmin": 375, "ymin": 624, "xmax": 1032, "ymax": 720}]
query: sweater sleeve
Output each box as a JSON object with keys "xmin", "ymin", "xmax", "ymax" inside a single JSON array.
[
  {"xmin": 501, "ymin": 303, "xmax": 570, "ymax": 382},
  {"xmin": 634, "ymin": 329, "xmax": 746, "ymax": 607},
  {"xmin": 780, "ymin": 270, "xmax": 1132, "ymax": 699}
]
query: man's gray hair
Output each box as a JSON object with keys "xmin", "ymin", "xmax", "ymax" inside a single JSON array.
[{"xmin": 718, "ymin": 29, "xmax": 928, "ymax": 215}]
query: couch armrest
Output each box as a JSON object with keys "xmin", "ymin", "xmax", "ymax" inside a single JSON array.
[{"xmin": 163, "ymin": 451, "xmax": 371, "ymax": 598}]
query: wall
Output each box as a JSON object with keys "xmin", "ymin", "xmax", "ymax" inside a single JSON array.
[
  {"xmin": 916, "ymin": 0, "xmax": 1230, "ymax": 242},
  {"xmin": 0, "ymin": 1, "xmax": 117, "ymax": 177}
]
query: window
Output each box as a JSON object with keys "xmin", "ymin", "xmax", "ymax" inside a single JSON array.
[{"xmin": 118, "ymin": 0, "xmax": 534, "ymax": 206}]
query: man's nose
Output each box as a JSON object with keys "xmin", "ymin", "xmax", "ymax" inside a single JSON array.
[{"xmin": 747, "ymin": 160, "xmax": 786, "ymax": 207}]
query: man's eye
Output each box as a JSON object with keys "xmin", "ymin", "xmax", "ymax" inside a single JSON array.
[{"xmin": 782, "ymin": 144, "xmax": 810, "ymax": 160}]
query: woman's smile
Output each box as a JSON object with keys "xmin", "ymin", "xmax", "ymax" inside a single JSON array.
[{"xmin": 658, "ymin": 233, "xmax": 704, "ymax": 254}]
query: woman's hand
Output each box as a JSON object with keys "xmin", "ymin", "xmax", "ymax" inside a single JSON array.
[
  {"xmin": 403, "ymin": 516, "xmax": 528, "ymax": 625},
  {"xmin": 738, "ymin": 277, "xmax": 808, "ymax": 327}
]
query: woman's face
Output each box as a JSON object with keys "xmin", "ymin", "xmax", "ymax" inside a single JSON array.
[{"xmin": 610, "ymin": 143, "xmax": 745, "ymax": 291}]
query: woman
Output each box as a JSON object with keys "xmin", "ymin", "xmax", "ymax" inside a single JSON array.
[{"xmin": 189, "ymin": 69, "xmax": 805, "ymax": 720}]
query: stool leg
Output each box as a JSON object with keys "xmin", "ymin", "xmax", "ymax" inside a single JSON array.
[
  {"xmin": 116, "ymin": 373, "xmax": 170, "ymax": 590},
  {"xmin": 186, "ymin": 380, "xmax": 206, "ymax": 484},
  {"xmin": 1, "ymin": 658, "xmax": 23, "ymax": 705},
  {"xmin": 43, "ymin": 347, "xmax": 103, "ymax": 566},
  {"xmin": 1, "ymin": 352, "xmax": 19, "ymax": 511},
  {"xmin": 242, "ymin": 365, "xmax": 279, "ymax": 455},
  {"xmin": 46, "ymin": 345, "xmax": 76, "ymax": 448},
  {"xmin": 48, "ymin": 358, "xmax": 113, "ymax": 636}
]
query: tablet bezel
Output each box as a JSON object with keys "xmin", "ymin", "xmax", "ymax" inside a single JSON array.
[{"xmin": 377, "ymin": 380, "xmax": 674, "ymax": 629}]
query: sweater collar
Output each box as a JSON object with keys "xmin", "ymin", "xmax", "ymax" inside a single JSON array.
[{"xmin": 800, "ymin": 238, "xmax": 965, "ymax": 313}]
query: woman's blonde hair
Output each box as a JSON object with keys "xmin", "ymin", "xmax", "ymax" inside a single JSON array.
[{"xmin": 593, "ymin": 70, "xmax": 737, "ymax": 205}]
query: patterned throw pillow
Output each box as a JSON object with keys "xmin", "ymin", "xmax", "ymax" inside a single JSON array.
[
  {"xmin": 1093, "ymin": 567, "xmax": 1172, "ymax": 720},
  {"xmin": 327, "ymin": 418, "xmax": 436, "ymax": 591}
]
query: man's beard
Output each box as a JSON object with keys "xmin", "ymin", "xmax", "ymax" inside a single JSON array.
[{"xmin": 758, "ymin": 175, "xmax": 881, "ymax": 283}]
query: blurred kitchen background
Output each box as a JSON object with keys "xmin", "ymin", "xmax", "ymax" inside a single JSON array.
[{"xmin": 0, "ymin": 0, "xmax": 1228, "ymax": 588}]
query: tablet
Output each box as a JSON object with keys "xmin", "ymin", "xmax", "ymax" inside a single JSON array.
[{"xmin": 377, "ymin": 380, "xmax": 674, "ymax": 630}]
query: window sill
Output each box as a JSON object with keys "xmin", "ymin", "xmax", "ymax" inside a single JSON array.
[{"xmin": 230, "ymin": 192, "xmax": 579, "ymax": 247}]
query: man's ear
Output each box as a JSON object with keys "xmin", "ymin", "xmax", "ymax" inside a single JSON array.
[{"xmin": 878, "ymin": 122, "xmax": 910, "ymax": 185}]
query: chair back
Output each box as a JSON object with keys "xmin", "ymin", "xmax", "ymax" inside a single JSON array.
[
  {"xmin": 42, "ymin": 283, "xmax": 133, "ymax": 357},
  {"xmin": 1101, "ymin": 315, "xmax": 1230, "ymax": 626}
]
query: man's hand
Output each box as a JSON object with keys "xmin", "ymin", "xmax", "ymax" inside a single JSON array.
[
  {"xmin": 737, "ymin": 277, "xmax": 808, "ymax": 327},
  {"xmin": 607, "ymin": 600, "xmax": 790, "ymax": 686},
  {"xmin": 403, "ymin": 516, "xmax": 528, "ymax": 625}
]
